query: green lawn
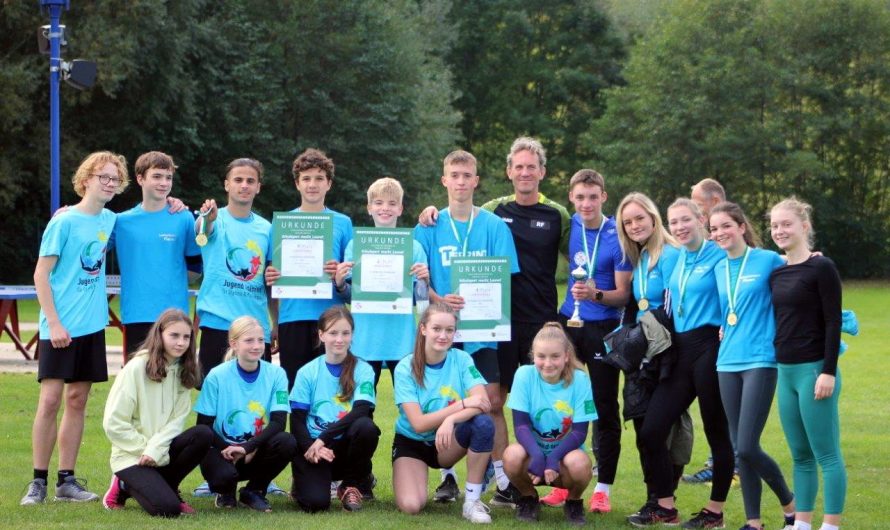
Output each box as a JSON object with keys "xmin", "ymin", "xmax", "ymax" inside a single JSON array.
[{"xmin": 1, "ymin": 282, "xmax": 887, "ymax": 528}]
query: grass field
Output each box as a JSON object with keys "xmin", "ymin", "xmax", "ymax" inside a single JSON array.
[{"xmin": 1, "ymin": 282, "xmax": 887, "ymax": 528}]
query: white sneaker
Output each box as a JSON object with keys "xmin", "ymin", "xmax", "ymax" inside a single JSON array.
[{"xmin": 462, "ymin": 499, "xmax": 492, "ymax": 524}]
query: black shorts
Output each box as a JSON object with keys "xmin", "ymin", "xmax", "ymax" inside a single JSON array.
[
  {"xmin": 391, "ymin": 433, "xmax": 444, "ymax": 468},
  {"xmin": 123, "ymin": 322, "xmax": 153, "ymax": 357},
  {"xmin": 471, "ymin": 347, "xmax": 499, "ymax": 385},
  {"xmin": 497, "ymin": 321, "xmax": 546, "ymax": 391},
  {"xmin": 38, "ymin": 329, "xmax": 107, "ymax": 383}
]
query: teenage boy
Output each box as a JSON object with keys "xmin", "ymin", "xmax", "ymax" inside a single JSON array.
[
  {"xmin": 22, "ymin": 151, "xmax": 128, "ymax": 505},
  {"xmin": 414, "ymin": 150, "xmax": 520, "ymax": 507},
  {"xmin": 558, "ymin": 169, "xmax": 632, "ymax": 514},
  {"xmin": 113, "ymin": 151, "xmax": 201, "ymax": 355},
  {"xmin": 265, "ymin": 148, "xmax": 353, "ymax": 389},
  {"xmin": 195, "ymin": 158, "xmax": 273, "ymax": 379},
  {"xmin": 334, "ymin": 177, "xmax": 429, "ymax": 391}
]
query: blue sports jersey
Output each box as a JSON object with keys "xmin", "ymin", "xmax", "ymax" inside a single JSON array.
[
  {"xmin": 506, "ymin": 365, "xmax": 597, "ymax": 455},
  {"xmin": 668, "ymin": 240, "xmax": 723, "ymax": 333},
  {"xmin": 345, "ymin": 238, "xmax": 427, "ymax": 362},
  {"xmin": 559, "ymin": 215, "xmax": 632, "ymax": 322},
  {"xmin": 393, "ymin": 348, "xmax": 488, "ymax": 442},
  {"xmin": 113, "ymin": 205, "xmax": 200, "ymax": 324},
  {"xmin": 632, "ymin": 245, "xmax": 681, "ymax": 321},
  {"xmin": 278, "ymin": 207, "xmax": 353, "ymax": 324},
  {"xmin": 414, "ymin": 207, "xmax": 519, "ymax": 353},
  {"xmin": 194, "ymin": 359, "xmax": 290, "ymax": 444},
  {"xmin": 289, "ymin": 355, "xmax": 376, "ymax": 439},
  {"xmin": 196, "ymin": 207, "xmax": 272, "ymax": 341},
  {"xmin": 38, "ymin": 208, "xmax": 116, "ymax": 339},
  {"xmin": 715, "ymin": 248, "xmax": 784, "ymax": 371}
]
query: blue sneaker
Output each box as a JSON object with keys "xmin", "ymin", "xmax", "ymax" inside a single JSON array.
[
  {"xmin": 193, "ymin": 481, "xmax": 213, "ymax": 498},
  {"xmin": 681, "ymin": 464, "xmax": 713, "ymax": 484},
  {"xmin": 267, "ymin": 481, "xmax": 287, "ymax": 497}
]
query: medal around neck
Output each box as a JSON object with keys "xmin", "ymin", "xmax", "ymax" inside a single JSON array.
[
  {"xmin": 195, "ymin": 209, "xmax": 210, "ymax": 247},
  {"xmin": 567, "ymin": 264, "xmax": 588, "ymax": 328}
]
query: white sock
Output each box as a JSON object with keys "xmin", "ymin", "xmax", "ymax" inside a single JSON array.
[
  {"xmin": 818, "ymin": 524, "xmax": 839, "ymax": 530},
  {"xmin": 594, "ymin": 482, "xmax": 611, "ymax": 495},
  {"xmin": 794, "ymin": 522, "xmax": 812, "ymax": 530},
  {"xmin": 441, "ymin": 467, "xmax": 457, "ymax": 481},
  {"xmin": 465, "ymin": 482, "xmax": 483, "ymax": 502},
  {"xmin": 493, "ymin": 460, "xmax": 510, "ymax": 490}
]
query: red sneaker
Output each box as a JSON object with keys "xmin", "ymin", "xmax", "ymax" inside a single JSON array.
[
  {"xmin": 539, "ymin": 487, "xmax": 569, "ymax": 507},
  {"xmin": 589, "ymin": 491, "xmax": 612, "ymax": 513},
  {"xmin": 102, "ymin": 475, "xmax": 127, "ymax": 510},
  {"xmin": 178, "ymin": 499, "xmax": 197, "ymax": 515}
]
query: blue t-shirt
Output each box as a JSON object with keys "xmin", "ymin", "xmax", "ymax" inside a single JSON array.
[
  {"xmin": 668, "ymin": 240, "xmax": 723, "ymax": 333},
  {"xmin": 506, "ymin": 365, "xmax": 597, "ymax": 455},
  {"xmin": 194, "ymin": 359, "xmax": 290, "ymax": 444},
  {"xmin": 393, "ymin": 348, "xmax": 488, "ymax": 442},
  {"xmin": 632, "ymin": 245, "xmax": 681, "ymax": 321},
  {"xmin": 715, "ymin": 248, "xmax": 785, "ymax": 371},
  {"xmin": 113, "ymin": 205, "xmax": 200, "ymax": 324},
  {"xmin": 196, "ymin": 207, "xmax": 272, "ymax": 341},
  {"xmin": 345, "ymin": 238, "xmax": 427, "ymax": 362},
  {"xmin": 559, "ymin": 215, "xmax": 632, "ymax": 322},
  {"xmin": 38, "ymin": 208, "xmax": 116, "ymax": 339},
  {"xmin": 414, "ymin": 207, "xmax": 519, "ymax": 353},
  {"xmin": 278, "ymin": 207, "xmax": 353, "ymax": 324},
  {"xmin": 289, "ymin": 355, "xmax": 377, "ymax": 439}
]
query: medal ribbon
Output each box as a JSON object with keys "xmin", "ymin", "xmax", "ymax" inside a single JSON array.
[
  {"xmin": 446, "ymin": 206, "xmax": 476, "ymax": 256},
  {"xmin": 637, "ymin": 250, "xmax": 649, "ymax": 302},
  {"xmin": 582, "ymin": 215, "xmax": 607, "ymax": 279},
  {"xmin": 725, "ymin": 246, "xmax": 751, "ymax": 318}
]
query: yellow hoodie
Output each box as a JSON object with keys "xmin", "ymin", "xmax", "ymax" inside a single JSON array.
[{"xmin": 102, "ymin": 352, "xmax": 193, "ymax": 473}]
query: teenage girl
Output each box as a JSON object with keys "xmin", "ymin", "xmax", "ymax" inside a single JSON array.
[
  {"xmin": 710, "ymin": 202, "xmax": 795, "ymax": 530},
  {"xmin": 195, "ymin": 316, "xmax": 296, "ymax": 512},
  {"xmin": 769, "ymin": 198, "xmax": 845, "ymax": 530},
  {"xmin": 503, "ymin": 322, "xmax": 596, "ymax": 525},
  {"xmin": 631, "ymin": 198, "xmax": 734, "ymax": 529},
  {"xmin": 290, "ymin": 306, "xmax": 380, "ymax": 512},
  {"xmin": 102, "ymin": 309, "xmax": 211, "ymax": 517},
  {"xmin": 391, "ymin": 303, "xmax": 496, "ymax": 524}
]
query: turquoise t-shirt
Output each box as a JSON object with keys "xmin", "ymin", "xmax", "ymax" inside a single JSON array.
[
  {"xmin": 278, "ymin": 207, "xmax": 353, "ymax": 324},
  {"xmin": 38, "ymin": 208, "xmax": 116, "ymax": 339},
  {"xmin": 393, "ymin": 348, "xmax": 488, "ymax": 442},
  {"xmin": 668, "ymin": 240, "xmax": 723, "ymax": 332},
  {"xmin": 413, "ymin": 208, "xmax": 519, "ymax": 354},
  {"xmin": 194, "ymin": 359, "xmax": 290, "ymax": 444},
  {"xmin": 715, "ymin": 248, "xmax": 785, "ymax": 371},
  {"xmin": 345, "ymin": 238, "xmax": 427, "ymax": 362},
  {"xmin": 196, "ymin": 207, "xmax": 272, "ymax": 341},
  {"xmin": 506, "ymin": 365, "xmax": 597, "ymax": 456},
  {"xmin": 113, "ymin": 205, "xmax": 199, "ymax": 324},
  {"xmin": 632, "ymin": 244, "xmax": 681, "ymax": 321},
  {"xmin": 289, "ymin": 355, "xmax": 376, "ymax": 439}
]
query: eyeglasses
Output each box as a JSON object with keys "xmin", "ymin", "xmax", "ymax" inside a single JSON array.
[{"xmin": 92, "ymin": 174, "xmax": 122, "ymax": 186}]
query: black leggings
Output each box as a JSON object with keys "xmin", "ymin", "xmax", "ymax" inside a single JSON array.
[
  {"xmin": 200, "ymin": 431, "xmax": 297, "ymax": 495},
  {"xmin": 638, "ymin": 326, "xmax": 734, "ymax": 502},
  {"xmin": 116, "ymin": 425, "xmax": 212, "ymax": 517},
  {"xmin": 632, "ymin": 418, "xmax": 684, "ymax": 498},
  {"xmin": 278, "ymin": 321, "xmax": 322, "ymax": 390},
  {"xmin": 366, "ymin": 361, "xmax": 396, "ymax": 393},
  {"xmin": 291, "ymin": 417, "xmax": 381, "ymax": 512}
]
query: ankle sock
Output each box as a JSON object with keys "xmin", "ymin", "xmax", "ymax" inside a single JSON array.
[
  {"xmin": 465, "ymin": 482, "xmax": 482, "ymax": 502},
  {"xmin": 34, "ymin": 469, "xmax": 48, "ymax": 482},
  {"xmin": 57, "ymin": 469, "xmax": 74, "ymax": 487},
  {"xmin": 594, "ymin": 482, "xmax": 611, "ymax": 495}
]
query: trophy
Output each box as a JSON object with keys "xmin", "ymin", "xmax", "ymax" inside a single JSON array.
[
  {"xmin": 566, "ymin": 264, "xmax": 588, "ymax": 328},
  {"xmin": 195, "ymin": 209, "xmax": 210, "ymax": 247}
]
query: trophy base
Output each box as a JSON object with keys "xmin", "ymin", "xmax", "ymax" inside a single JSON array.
[{"xmin": 566, "ymin": 319, "xmax": 583, "ymax": 328}]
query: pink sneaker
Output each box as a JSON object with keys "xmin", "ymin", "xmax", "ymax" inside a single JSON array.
[
  {"xmin": 178, "ymin": 500, "xmax": 196, "ymax": 515},
  {"xmin": 588, "ymin": 491, "xmax": 611, "ymax": 513},
  {"xmin": 539, "ymin": 487, "xmax": 569, "ymax": 507},
  {"xmin": 102, "ymin": 475, "xmax": 127, "ymax": 510}
]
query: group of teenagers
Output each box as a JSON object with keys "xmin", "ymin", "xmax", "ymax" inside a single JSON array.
[{"xmin": 21, "ymin": 137, "xmax": 845, "ymax": 530}]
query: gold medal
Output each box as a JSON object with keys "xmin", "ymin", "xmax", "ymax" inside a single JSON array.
[
  {"xmin": 638, "ymin": 298, "xmax": 649, "ymax": 311},
  {"xmin": 196, "ymin": 233, "xmax": 208, "ymax": 247},
  {"xmin": 727, "ymin": 312, "xmax": 738, "ymax": 326}
]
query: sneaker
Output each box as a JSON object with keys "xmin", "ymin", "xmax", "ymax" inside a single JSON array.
[
  {"xmin": 627, "ymin": 504, "xmax": 681, "ymax": 527},
  {"xmin": 434, "ymin": 474, "xmax": 460, "ymax": 503},
  {"xmin": 516, "ymin": 495, "xmax": 540, "ymax": 522},
  {"xmin": 540, "ymin": 487, "xmax": 569, "ymax": 507},
  {"xmin": 782, "ymin": 513, "xmax": 795, "ymax": 530},
  {"xmin": 55, "ymin": 476, "xmax": 99, "ymax": 502},
  {"xmin": 462, "ymin": 499, "xmax": 492, "ymax": 524},
  {"xmin": 239, "ymin": 487, "xmax": 271, "ymax": 512},
  {"xmin": 215, "ymin": 492, "xmax": 237, "ymax": 508},
  {"xmin": 102, "ymin": 475, "xmax": 128, "ymax": 510},
  {"xmin": 330, "ymin": 480, "xmax": 342, "ymax": 499},
  {"xmin": 193, "ymin": 480, "xmax": 213, "ymax": 498},
  {"xmin": 564, "ymin": 498, "xmax": 587, "ymax": 526},
  {"xmin": 338, "ymin": 485, "xmax": 363, "ymax": 512},
  {"xmin": 20, "ymin": 478, "xmax": 47, "ymax": 505},
  {"xmin": 177, "ymin": 494, "xmax": 196, "ymax": 515},
  {"xmin": 681, "ymin": 508, "xmax": 724, "ymax": 529},
  {"xmin": 682, "ymin": 465, "xmax": 714, "ymax": 484},
  {"xmin": 589, "ymin": 490, "xmax": 611, "ymax": 513},
  {"xmin": 267, "ymin": 480, "xmax": 287, "ymax": 497},
  {"xmin": 491, "ymin": 483, "xmax": 521, "ymax": 508},
  {"xmin": 631, "ymin": 499, "xmax": 658, "ymax": 518},
  {"xmin": 357, "ymin": 473, "xmax": 376, "ymax": 501}
]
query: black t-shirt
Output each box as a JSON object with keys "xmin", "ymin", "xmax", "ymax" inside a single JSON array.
[
  {"xmin": 482, "ymin": 194, "xmax": 570, "ymax": 323},
  {"xmin": 769, "ymin": 255, "xmax": 842, "ymax": 375}
]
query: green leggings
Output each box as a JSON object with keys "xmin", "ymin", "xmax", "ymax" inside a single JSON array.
[{"xmin": 777, "ymin": 361, "xmax": 846, "ymax": 515}]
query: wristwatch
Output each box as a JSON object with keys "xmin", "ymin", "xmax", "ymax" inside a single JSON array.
[{"xmin": 594, "ymin": 290, "xmax": 604, "ymax": 301}]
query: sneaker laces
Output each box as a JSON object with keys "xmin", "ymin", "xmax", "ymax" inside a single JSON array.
[
  {"xmin": 22, "ymin": 479, "xmax": 46, "ymax": 497},
  {"xmin": 340, "ymin": 486, "xmax": 362, "ymax": 505},
  {"xmin": 467, "ymin": 499, "xmax": 491, "ymax": 514},
  {"xmin": 64, "ymin": 477, "xmax": 91, "ymax": 492}
]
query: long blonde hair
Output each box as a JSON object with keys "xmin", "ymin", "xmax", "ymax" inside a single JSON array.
[
  {"xmin": 224, "ymin": 316, "xmax": 264, "ymax": 362},
  {"xmin": 529, "ymin": 322, "xmax": 583, "ymax": 387},
  {"xmin": 616, "ymin": 192, "xmax": 678, "ymax": 271}
]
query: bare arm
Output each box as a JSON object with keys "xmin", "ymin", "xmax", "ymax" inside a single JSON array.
[
  {"xmin": 400, "ymin": 385, "xmax": 489, "ymax": 434},
  {"xmin": 34, "ymin": 256, "xmax": 70, "ymax": 348}
]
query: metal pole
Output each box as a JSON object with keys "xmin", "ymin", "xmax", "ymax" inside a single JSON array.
[{"xmin": 40, "ymin": 0, "xmax": 69, "ymax": 215}]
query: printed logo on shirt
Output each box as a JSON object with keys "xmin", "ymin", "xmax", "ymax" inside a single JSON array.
[
  {"xmin": 422, "ymin": 385, "xmax": 461, "ymax": 412},
  {"xmin": 438, "ymin": 246, "xmax": 487, "ymax": 267},
  {"xmin": 468, "ymin": 366, "xmax": 482, "ymax": 379},
  {"xmin": 359, "ymin": 381, "xmax": 375, "ymax": 398},
  {"xmin": 79, "ymin": 231, "xmax": 109, "ymax": 276},
  {"xmin": 225, "ymin": 239, "xmax": 265, "ymax": 281},
  {"xmin": 532, "ymin": 399, "xmax": 574, "ymax": 447},
  {"xmin": 221, "ymin": 399, "xmax": 267, "ymax": 443},
  {"xmin": 158, "ymin": 232, "xmax": 177, "ymax": 242},
  {"xmin": 502, "ymin": 217, "xmax": 513, "ymax": 223},
  {"xmin": 584, "ymin": 399, "xmax": 595, "ymax": 415},
  {"xmin": 530, "ymin": 219, "xmax": 550, "ymax": 230},
  {"xmin": 275, "ymin": 390, "xmax": 288, "ymax": 405},
  {"xmin": 310, "ymin": 393, "xmax": 352, "ymax": 433}
]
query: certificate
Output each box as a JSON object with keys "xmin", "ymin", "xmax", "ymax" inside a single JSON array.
[
  {"xmin": 271, "ymin": 212, "xmax": 333, "ymax": 299},
  {"xmin": 351, "ymin": 227, "xmax": 413, "ymax": 314},
  {"xmin": 450, "ymin": 256, "xmax": 511, "ymax": 342}
]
